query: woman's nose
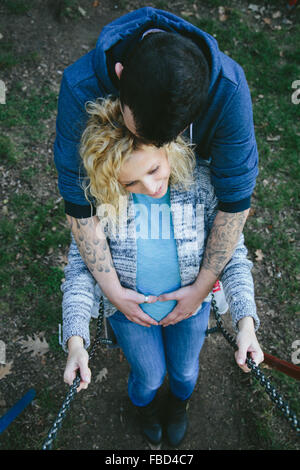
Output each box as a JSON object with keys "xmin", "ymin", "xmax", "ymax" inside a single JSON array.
[{"xmin": 142, "ymin": 177, "xmax": 157, "ymax": 195}]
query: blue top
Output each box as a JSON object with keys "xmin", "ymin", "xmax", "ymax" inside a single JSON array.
[
  {"xmin": 132, "ymin": 188, "xmax": 181, "ymax": 321},
  {"xmin": 54, "ymin": 7, "xmax": 258, "ymax": 217}
]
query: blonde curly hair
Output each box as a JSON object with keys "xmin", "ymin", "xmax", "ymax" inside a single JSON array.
[{"xmin": 80, "ymin": 97, "xmax": 196, "ymax": 222}]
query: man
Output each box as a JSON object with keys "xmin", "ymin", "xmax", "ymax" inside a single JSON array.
[{"xmin": 54, "ymin": 7, "xmax": 258, "ymax": 352}]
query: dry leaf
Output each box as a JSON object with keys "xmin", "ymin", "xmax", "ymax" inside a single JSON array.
[
  {"xmin": 248, "ymin": 4, "xmax": 260, "ymax": 12},
  {"xmin": 218, "ymin": 6, "xmax": 228, "ymax": 22},
  {"xmin": 272, "ymin": 11, "xmax": 282, "ymax": 19},
  {"xmin": 95, "ymin": 367, "xmax": 108, "ymax": 383},
  {"xmin": 255, "ymin": 249, "xmax": 264, "ymax": 261},
  {"xmin": 78, "ymin": 6, "xmax": 86, "ymax": 17},
  {"xmin": 180, "ymin": 11, "xmax": 193, "ymax": 17},
  {"xmin": 263, "ymin": 18, "xmax": 272, "ymax": 26},
  {"xmin": 261, "ymin": 362, "xmax": 272, "ymax": 370},
  {"xmin": 266, "ymin": 265, "xmax": 273, "ymax": 276},
  {"xmin": 267, "ymin": 135, "xmax": 280, "ymax": 142},
  {"xmin": 19, "ymin": 333, "xmax": 49, "ymax": 357},
  {"xmin": 0, "ymin": 361, "xmax": 13, "ymax": 380}
]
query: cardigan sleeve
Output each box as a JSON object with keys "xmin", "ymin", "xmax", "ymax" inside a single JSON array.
[
  {"xmin": 220, "ymin": 233, "xmax": 260, "ymax": 332},
  {"xmin": 61, "ymin": 235, "xmax": 97, "ymax": 352}
]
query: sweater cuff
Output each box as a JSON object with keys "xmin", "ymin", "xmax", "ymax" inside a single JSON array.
[
  {"xmin": 62, "ymin": 320, "xmax": 91, "ymax": 353},
  {"xmin": 230, "ymin": 299, "xmax": 260, "ymax": 333},
  {"xmin": 218, "ymin": 196, "xmax": 251, "ymax": 213}
]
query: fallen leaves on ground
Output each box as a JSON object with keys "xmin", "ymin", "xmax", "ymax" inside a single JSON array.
[
  {"xmin": 18, "ymin": 333, "xmax": 49, "ymax": 357},
  {"xmin": 0, "ymin": 361, "xmax": 13, "ymax": 380},
  {"xmin": 95, "ymin": 367, "xmax": 108, "ymax": 383},
  {"xmin": 255, "ymin": 249, "xmax": 264, "ymax": 261}
]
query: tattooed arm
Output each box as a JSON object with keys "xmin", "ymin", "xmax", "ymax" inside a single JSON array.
[
  {"xmin": 67, "ymin": 215, "xmax": 158, "ymax": 327},
  {"xmin": 196, "ymin": 208, "xmax": 249, "ymax": 286},
  {"xmin": 159, "ymin": 209, "xmax": 249, "ymax": 326}
]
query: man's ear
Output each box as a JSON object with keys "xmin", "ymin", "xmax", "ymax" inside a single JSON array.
[{"xmin": 115, "ymin": 62, "xmax": 124, "ymax": 80}]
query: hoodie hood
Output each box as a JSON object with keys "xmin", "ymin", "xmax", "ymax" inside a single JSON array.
[{"xmin": 93, "ymin": 7, "xmax": 221, "ymax": 95}]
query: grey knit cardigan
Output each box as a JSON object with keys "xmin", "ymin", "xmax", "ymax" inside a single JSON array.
[{"xmin": 62, "ymin": 162, "xmax": 260, "ymax": 352}]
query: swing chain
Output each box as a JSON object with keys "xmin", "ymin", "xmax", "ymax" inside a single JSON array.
[
  {"xmin": 42, "ymin": 298, "xmax": 112, "ymax": 450},
  {"xmin": 42, "ymin": 296, "xmax": 299, "ymax": 450},
  {"xmin": 210, "ymin": 296, "xmax": 300, "ymax": 435}
]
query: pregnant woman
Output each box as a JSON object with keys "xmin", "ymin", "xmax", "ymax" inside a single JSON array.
[{"xmin": 62, "ymin": 97, "xmax": 263, "ymax": 447}]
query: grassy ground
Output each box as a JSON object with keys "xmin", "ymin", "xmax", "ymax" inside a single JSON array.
[{"xmin": 0, "ymin": 0, "xmax": 299, "ymax": 450}]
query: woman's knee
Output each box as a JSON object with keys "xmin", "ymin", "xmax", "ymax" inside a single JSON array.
[{"xmin": 131, "ymin": 366, "xmax": 166, "ymax": 392}]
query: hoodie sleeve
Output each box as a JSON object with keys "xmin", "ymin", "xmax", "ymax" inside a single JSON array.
[
  {"xmin": 53, "ymin": 74, "xmax": 96, "ymax": 218},
  {"xmin": 61, "ymin": 235, "xmax": 97, "ymax": 352},
  {"xmin": 209, "ymin": 69, "xmax": 259, "ymax": 213}
]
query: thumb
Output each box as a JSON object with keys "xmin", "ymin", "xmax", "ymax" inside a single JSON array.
[
  {"xmin": 235, "ymin": 343, "xmax": 248, "ymax": 367},
  {"xmin": 64, "ymin": 361, "xmax": 77, "ymax": 385},
  {"xmin": 78, "ymin": 358, "xmax": 91, "ymax": 383},
  {"xmin": 158, "ymin": 290, "xmax": 179, "ymax": 302}
]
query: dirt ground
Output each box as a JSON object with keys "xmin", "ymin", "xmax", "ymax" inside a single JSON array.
[{"xmin": 0, "ymin": 0, "xmax": 299, "ymax": 452}]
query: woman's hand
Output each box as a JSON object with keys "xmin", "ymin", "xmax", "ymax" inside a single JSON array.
[
  {"xmin": 64, "ymin": 336, "xmax": 91, "ymax": 392},
  {"xmin": 157, "ymin": 284, "xmax": 204, "ymax": 326},
  {"xmin": 235, "ymin": 317, "xmax": 264, "ymax": 373},
  {"xmin": 112, "ymin": 287, "xmax": 159, "ymax": 327}
]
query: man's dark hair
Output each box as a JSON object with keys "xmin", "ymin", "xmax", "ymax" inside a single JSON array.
[{"xmin": 119, "ymin": 32, "xmax": 210, "ymax": 147}]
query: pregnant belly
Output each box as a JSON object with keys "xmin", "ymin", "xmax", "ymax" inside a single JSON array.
[{"xmin": 139, "ymin": 298, "xmax": 177, "ymax": 322}]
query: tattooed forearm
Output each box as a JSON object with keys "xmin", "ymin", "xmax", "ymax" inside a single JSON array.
[
  {"xmin": 202, "ymin": 209, "xmax": 249, "ymax": 276},
  {"xmin": 67, "ymin": 215, "xmax": 113, "ymax": 274}
]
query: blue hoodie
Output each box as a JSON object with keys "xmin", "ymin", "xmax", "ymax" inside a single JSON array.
[{"xmin": 54, "ymin": 7, "xmax": 258, "ymax": 217}]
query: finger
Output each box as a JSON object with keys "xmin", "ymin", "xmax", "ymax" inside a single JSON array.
[
  {"xmin": 64, "ymin": 366, "xmax": 76, "ymax": 385},
  {"xmin": 250, "ymin": 349, "xmax": 264, "ymax": 367},
  {"xmin": 134, "ymin": 315, "xmax": 158, "ymax": 327},
  {"xmin": 131, "ymin": 291, "xmax": 157, "ymax": 305},
  {"xmin": 76, "ymin": 381, "xmax": 89, "ymax": 393},
  {"xmin": 78, "ymin": 361, "xmax": 91, "ymax": 384},
  {"xmin": 76, "ymin": 367, "xmax": 91, "ymax": 393},
  {"xmin": 141, "ymin": 294, "xmax": 158, "ymax": 304},
  {"xmin": 235, "ymin": 350, "xmax": 251, "ymax": 373},
  {"xmin": 134, "ymin": 306, "xmax": 159, "ymax": 326},
  {"xmin": 159, "ymin": 308, "xmax": 185, "ymax": 326},
  {"xmin": 126, "ymin": 311, "xmax": 158, "ymax": 327},
  {"xmin": 158, "ymin": 291, "xmax": 179, "ymax": 302}
]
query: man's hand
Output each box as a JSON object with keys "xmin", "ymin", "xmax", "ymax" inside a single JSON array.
[{"xmin": 235, "ymin": 317, "xmax": 264, "ymax": 372}]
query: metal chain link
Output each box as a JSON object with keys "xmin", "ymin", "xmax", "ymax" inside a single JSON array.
[
  {"xmin": 42, "ymin": 297, "xmax": 299, "ymax": 450},
  {"xmin": 210, "ymin": 296, "xmax": 300, "ymax": 435},
  {"xmin": 42, "ymin": 298, "xmax": 112, "ymax": 450}
]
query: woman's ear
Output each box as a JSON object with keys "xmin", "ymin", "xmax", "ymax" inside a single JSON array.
[{"xmin": 115, "ymin": 62, "xmax": 124, "ymax": 80}]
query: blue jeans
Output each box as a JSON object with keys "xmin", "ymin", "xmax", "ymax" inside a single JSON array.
[{"xmin": 108, "ymin": 302, "xmax": 211, "ymax": 407}]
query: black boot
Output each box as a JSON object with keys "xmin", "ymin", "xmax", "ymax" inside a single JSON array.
[
  {"xmin": 136, "ymin": 396, "xmax": 162, "ymax": 445},
  {"xmin": 166, "ymin": 392, "xmax": 189, "ymax": 447}
]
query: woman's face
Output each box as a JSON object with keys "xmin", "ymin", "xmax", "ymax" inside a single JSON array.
[{"xmin": 118, "ymin": 145, "xmax": 171, "ymax": 198}]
